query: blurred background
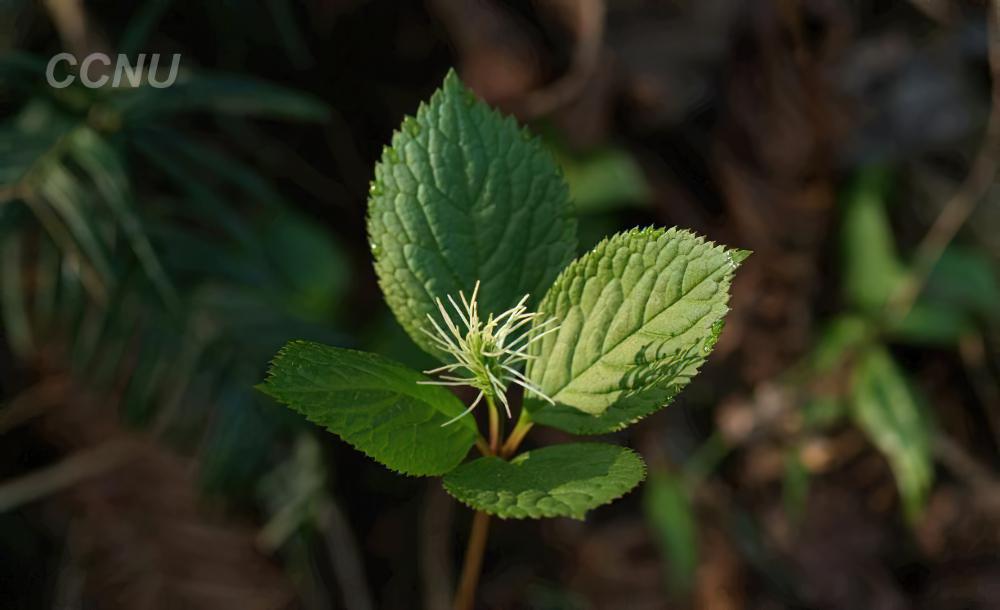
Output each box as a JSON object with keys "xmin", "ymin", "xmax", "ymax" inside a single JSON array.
[{"xmin": 1, "ymin": 1, "xmax": 999, "ymax": 609}]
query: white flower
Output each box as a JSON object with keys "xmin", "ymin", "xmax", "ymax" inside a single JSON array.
[{"xmin": 418, "ymin": 280, "xmax": 560, "ymax": 426}]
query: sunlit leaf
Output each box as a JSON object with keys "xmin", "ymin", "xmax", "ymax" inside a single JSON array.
[{"xmin": 525, "ymin": 227, "xmax": 745, "ymax": 434}]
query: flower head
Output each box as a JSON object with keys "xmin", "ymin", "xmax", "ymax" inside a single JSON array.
[{"xmin": 418, "ymin": 281, "xmax": 560, "ymax": 426}]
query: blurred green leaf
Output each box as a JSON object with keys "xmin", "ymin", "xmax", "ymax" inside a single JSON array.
[
  {"xmin": 260, "ymin": 210, "xmax": 349, "ymax": 321},
  {"xmin": 0, "ymin": 228, "xmax": 34, "ymax": 357},
  {"xmin": 553, "ymin": 145, "xmax": 650, "ymax": 213},
  {"xmin": 841, "ymin": 167, "xmax": 905, "ymax": 312},
  {"xmin": 891, "ymin": 301, "xmax": 973, "ymax": 346},
  {"xmin": 891, "ymin": 246, "xmax": 1000, "ymax": 345},
  {"xmin": 119, "ymin": 0, "xmax": 174, "ymax": 56},
  {"xmin": 32, "ymin": 160, "xmax": 116, "ymax": 291},
  {"xmin": 809, "ymin": 315, "xmax": 871, "ymax": 372},
  {"xmin": 782, "ymin": 450, "xmax": 810, "ymax": 524},
  {"xmin": 68, "ymin": 128, "xmax": 178, "ymax": 307},
  {"xmin": 850, "ymin": 346, "xmax": 934, "ymax": 522},
  {"xmin": 644, "ymin": 472, "xmax": 698, "ymax": 592},
  {"xmin": 924, "ymin": 246, "xmax": 1000, "ymax": 317},
  {"xmin": 111, "ymin": 73, "xmax": 330, "ymax": 123}
]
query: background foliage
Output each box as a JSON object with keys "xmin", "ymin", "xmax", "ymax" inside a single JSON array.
[{"xmin": 1, "ymin": 1, "xmax": 999, "ymax": 609}]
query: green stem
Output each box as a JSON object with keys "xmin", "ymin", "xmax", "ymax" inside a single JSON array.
[
  {"xmin": 500, "ymin": 409, "xmax": 533, "ymax": 458},
  {"xmin": 485, "ymin": 393, "xmax": 501, "ymax": 454}
]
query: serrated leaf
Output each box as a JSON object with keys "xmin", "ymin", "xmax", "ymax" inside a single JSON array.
[
  {"xmin": 367, "ymin": 69, "xmax": 577, "ymax": 358},
  {"xmin": 850, "ymin": 346, "xmax": 933, "ymax": 522},
  {"xmin": 525, "ymin": 227, "xmax": 743, "ymax": 434},
  {"xmin": 442, "ymin": 443, "xmax": 645, "ymax": 519},
  {"xmin": 259, "ymin": 340, "xmax": 478, "ymax": 476}
]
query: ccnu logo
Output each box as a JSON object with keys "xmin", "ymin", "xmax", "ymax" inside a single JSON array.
[{"xmin": 45, "ymin": 53, "xmax": 181, "ymax": 89}]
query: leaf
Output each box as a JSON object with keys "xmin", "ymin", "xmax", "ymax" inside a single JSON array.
[
  {"xmin": 259, "ymin": 340, "xmax": 478, "ymax": 476},
  {"xmin": 850, "ymin": 346, "xmax": 933, "ymax": 522},
  {"xmin": 32, "ymin": 160, "xmax": 116, "ymax": 291},
  {"xmin": 119, "ymin": 0, "xmax": 174, "ymax": 56},
  {"xmin": 782, "ymin": 450, "xmax": 810, "ymax": 524},
  {"xmin": 840, "ymin": 167, "xmax": 905, "ymax": 312},
  {"xmin": 643, "ymin": 473, "xmax": 697, "ymax": 591},
  {"xmin": 367, "ymin": 69, "xmax": 577, "ymax": 358},
  {"xmin": 808, "ymin": 315, "xmax": 870, "ymax": 373},
  {"xmin": 890, "ymin": 301, "xmax": 973, "ymax": 346},
  {"xmin": 259, "ymin": 210, "xmax": 349, "ymax": 321},
  {"xmin": 890, "ymin": 246, "xmax": 1000, "ymax": 345},
  {"xmin": 68, "ymin": 128, "xmax": 178, "ymax": 307},
  {"xmin": 552, "ymin": 144, "xmax": 650, "ymax": 213},
  {"xmin": 525, "ymin": 227, "xmax": 745, "ymax": 434},
  {"xmin": 442, "ymin": 443, "xmax": 645, "ymax": 519},
  {"xmin": 0, "ymin": 227, "xmax": 34, "ymax": 357},
  {"xmin": 111, "ymin": 73, "xmax": 330, "ymax": 123}
]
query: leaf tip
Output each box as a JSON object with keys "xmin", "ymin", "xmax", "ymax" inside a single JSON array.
[{"xmin": 729, "ymin": 248, "xmax": 752, "ymax": 266}]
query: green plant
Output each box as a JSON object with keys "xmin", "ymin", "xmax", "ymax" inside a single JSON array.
[
  {"xmin": 0, "ymin": 47, "xmax": 340, "ymax": 495},
  {"xmin": 258, "ymin": 70, "xmax": 747, "ymax": 609}
]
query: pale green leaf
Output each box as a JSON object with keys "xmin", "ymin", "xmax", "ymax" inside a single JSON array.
[
  {"xmin": 442, "ymin": 443, "xmax": 645, "ymax": 519},
  {"xmin": 850, "ymin": 346, "xmax": 933, "ymax": 522},
  {"xmin": 367, "ymin": 69, "xmax": 577, "ymax": 358},
  {"xmin": 525, "ymin": 227, "xmax": 744, "ymax": 434},
  {"xmin": 259, "ymin": 340, "xmax": 478, "ymax": 476}
]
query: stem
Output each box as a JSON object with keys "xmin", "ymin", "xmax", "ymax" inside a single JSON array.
[
  {"xmin": 452, "ymin": 510, "xmax": 490, "ymax": 610},
  {"xmin": 474, "ymin": 436, "xmax": 490, "ymax": 456},
  {"xmin": 500, "ymin": 409, "xmax": 533, "ymax": 458},
  {"xmin": 485, "ymin": 394, "xmax": 501, "ymax": 454}
]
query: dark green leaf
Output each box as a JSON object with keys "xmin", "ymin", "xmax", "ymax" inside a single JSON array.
[
  {"xmin": 259, "ymin": 340, "xmax": 478, "ymax": 476},
  {"xmin": 442, "ymin": 443, "xmax": 645, "ymax": 519},
  {"xmin": 367, "ymin": 70, "xmax": 577, "ymax": 358}
]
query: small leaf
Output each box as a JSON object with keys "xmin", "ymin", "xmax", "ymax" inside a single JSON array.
[
  {"xmin": 442, "ymin": 443, "xmax": 645, "ymax": 519},
  {"xmin": 840, "ymin": 168, "xmax": 905, "ymax": 312},
  {"xmin": 525, "ymin": 227, "xmax": 743, "ymax": 434},
  {"xmin": 259, "ymin": 340, "xmax": 478, "ymax": 476},
  {"xmin": 890, "ymin": 301, "xmax": 972, "ymax": 346},
  {"xmin": 808, "ymin": 315, "xmax": 870, "ymax": 372},
  {"xmin": 552, "ymin": 144, "xmax": 650, "ymax": 213},
  {"xmin": 890, "ymin": 246, "xmax": 1000, "ymax": 346},
  {"xmin": 782, "ymin": 450, "xmax": 810, "ymax": 523},
  {"xmin": 850, "ymin": 346, "xmax": 933, "ymax": 522},
  {"xmin": 367, "ymin": 69, "xmax": 577, "ymax": 358},
  {"xmin": 643, "ymin": 472, "xmax": 698, "ymax": 591}
]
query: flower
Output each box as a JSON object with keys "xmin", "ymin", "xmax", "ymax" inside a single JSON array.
[{"xmin": 418, "ymin": 281, "xmax": 560, "ymax": 426}]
